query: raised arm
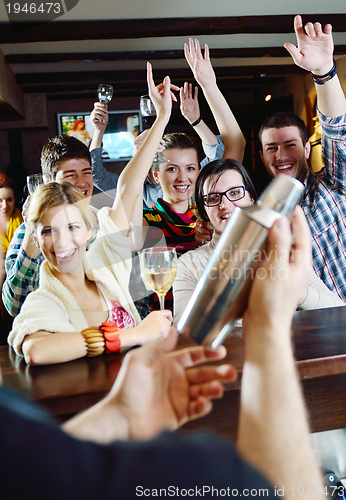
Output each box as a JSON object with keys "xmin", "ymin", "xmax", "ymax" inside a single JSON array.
[
  {"xmin": 89, "ymin": 103, "xmax": 119, "ymax": 197},
  {"xmin": 284, "ymin": 15, "xmax": 346, "ymax": 118},
  {"xmin": 89, "ymin": 102, "xmax": 108, "ymax": 151},
  {"xmin": 110, "ymin": 63, "xmax": 172, "ymax": 231},
  {"xmin": 180, "ymin": 82, "xmax": 218, "ymax": 146},
  {"xmin": 238, "ymin": 207, "xmax": 323, "ymax": 499},
  {"xmin": 184, "ymin": 39, "xmax": 246, "ymax": 162}
]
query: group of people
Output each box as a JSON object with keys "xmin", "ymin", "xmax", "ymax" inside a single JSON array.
[{"xmin": 0, "ymin": 14, "xmax": 345, "ymax": 497}]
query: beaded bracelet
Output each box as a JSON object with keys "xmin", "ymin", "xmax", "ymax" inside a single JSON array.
[
  {"xmin": 81, "ymin": 327, "xmax": 105, "ymax": 357},
  {"xmin": 310, "ymin": 60, "xmax": 337, "ymax": 85},
  {"xmin": 100, "ymin": 321, "xmax": 121, "ymax": 353},
  {"xmin": 190, "ymin": 116, "xmax": 202, "ymax": 127}
]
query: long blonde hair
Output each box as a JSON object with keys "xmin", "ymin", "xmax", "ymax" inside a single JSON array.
[{"xmin": 28, "ymin": 182, "xmax": 92, "ymax": 233}]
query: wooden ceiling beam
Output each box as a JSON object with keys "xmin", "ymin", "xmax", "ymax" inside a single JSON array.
[
  {"xmin": 16, "ymin": 65, "xmax": 302, "ymax": 85},
  {"xmin": 22, "ymin": 75, "xmax": 286, "ymax": 97},
  {"xmin": 5, "ymin": 46, "xmax": 346, "ymax": 66},
  {"xmin": 1, "ymin": 14, "xmax": 345, "ymax": 44}
]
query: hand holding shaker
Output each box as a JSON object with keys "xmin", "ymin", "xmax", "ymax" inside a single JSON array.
[{"xmin": 177, "ymin": 174, "xmax": 305, "ymax": 349}]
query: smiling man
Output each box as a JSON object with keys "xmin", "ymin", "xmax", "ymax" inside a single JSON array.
[
  {"xmin": 2, "ymin": 135, "xmax": 99, "ymax": 317},
  {"xmin": 258, "ymin": 16, "xmax": 346, "ymax": 302}
]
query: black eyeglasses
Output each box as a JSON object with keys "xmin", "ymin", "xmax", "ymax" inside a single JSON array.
[{"xmin": 203, "ymin": 186, "xmax": 246, "ymax": 207}]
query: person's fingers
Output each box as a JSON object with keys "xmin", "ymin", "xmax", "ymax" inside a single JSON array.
[
  {"xmin": 128, "ymin": 327, "xmax": 178, "ymax": 365},
  {"xmin": 195, "ymin": 39, "xmax": 203, "ymax": 60},
  {"xmin": 167, "ymin": 343, "xmax": 227, "ymax": 369},
  {"xmin": 314, "ymin": 22, "xmax": 323, "ymax": 37},
  {"xmin": 304, "ymin": 22, "xmax": 316, "ymax": 38},
  {"xmin": 289, "ymin": 206, "xmax": 312, "ymax": 268},
  {"xmin": 189, "ymin": 37, "xmax": 196, "ymax": 59},
  {"xmin": 187, "ymin": 364, "xmax": 238, "ymax": 386},
  {"xmin": 194, "ymin": 85, "xmax": 198, "ymax": 100},
  {"xmin": 183, "ymin": 81, "xmax": 188, "ymax": 96},
  {"xmin": 146, "ymin": 61, "xmax": 156, "ymax": 95},
  {"xmin": 184, "ymin": 43, "xmax": 192, "ymax": 67},
  {"xmin": 324, "ymin": 23, "xmax": 332, "ymax": 35},
  {"xmin": 293, "ymin": 14, "xmax": 304, "ymax": 36},
  {"xmin": 204, "ymin": 43, "xmax": 210, "ymax": 61},
  {"xmin": 187, "ymin": 397, "xmax": 213, "ymax": 421},
  {"xmin": 190, "ymin": 380, "xmax": 225, "ymax": 400},
  {"xmin": 284, "ymin": 42, "xmax": 301, "ymax": 65},
  {"xmin": 266, "ymin": 216, "xmax": 292, "ymax": 265}
]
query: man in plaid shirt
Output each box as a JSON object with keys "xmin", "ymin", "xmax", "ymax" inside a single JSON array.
[{"xmin": 259, "ymin": 16, "xmax": 346, "ymax": 302}]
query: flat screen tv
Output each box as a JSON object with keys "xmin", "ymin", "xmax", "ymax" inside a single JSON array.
[{"xmin": 57, "ymin": 110, "xmax": 141, "ymax": 162}]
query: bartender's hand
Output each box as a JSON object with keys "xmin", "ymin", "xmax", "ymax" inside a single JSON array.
[
  {"xmin": 243, "ymin": 206, "xmax": 312, "ymax": 335},
  {"xmin": 195, "ymin": 219, "xmax": 213, "ymax": 245},
  {"xmin": 63, "ymin": 329, "xmax": 236, "ymax": 443},
  {"xmin": 107, "ymin": 328, "xmax": 237, "ymax": 440}
]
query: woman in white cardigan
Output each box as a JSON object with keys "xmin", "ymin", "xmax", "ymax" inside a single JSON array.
[
  {"xmin": 173, "ymin": 159, "xmax": 346, "ymax": 324},
  {"xmin": 9, "ymin": 64, "xmax": 174, "ymax": 365}
]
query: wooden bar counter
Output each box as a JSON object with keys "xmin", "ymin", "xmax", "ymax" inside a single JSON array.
[{"xmin": 1, "ymin": 306, "xmax": 346, "ymax": 439}]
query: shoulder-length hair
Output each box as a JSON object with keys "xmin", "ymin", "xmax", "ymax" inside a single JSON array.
[{"xmin": 195, "ymin": 159, "xmax": 258, "ymax": 222}]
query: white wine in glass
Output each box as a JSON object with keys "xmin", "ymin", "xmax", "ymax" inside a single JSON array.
[{"xmin": 140, "ymin": 246, "xmax": 178, "ymax": 310}]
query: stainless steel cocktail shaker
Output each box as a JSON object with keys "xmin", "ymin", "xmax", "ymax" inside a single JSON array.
[{"xmin": 177, "ymin": 174, "xmax": 305, "ymax": 349}]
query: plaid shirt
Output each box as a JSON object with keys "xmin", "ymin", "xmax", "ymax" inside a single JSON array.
[
  {"xmin": 3, "ymin": 223, "xmax": 43, "ymax": 317},
  {"xmin": 300, "ymin": 110, "xmax": 346, "ymax": 301}
]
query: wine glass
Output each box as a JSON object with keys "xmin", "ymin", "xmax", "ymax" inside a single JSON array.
[
  {"xmin": 140, "ymin": 246, "xmax": 178, "ymax": 310},
  {"xmin": 97, "ymin": 84, "xmax": 113, "ymax": 123},
  {"xmin": 139, "ymin": 94, "xmax": 165, "ymax": 164},
  {"xmin": 97, "ymin": 84, "xmax": 113, "ymax": 105},
  {"xmin": 26, "ymin": 174, "xmax": 44, "ymax": 195}
]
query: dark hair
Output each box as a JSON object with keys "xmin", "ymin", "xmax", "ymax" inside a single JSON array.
[
  {"xmin": 195, "ymin": 159, "xmax": 258, "ymax": 222},
  {"xmin": 41, "ymin": 134, "xmax": 91, "ymax": 180},
  {"xmin": 0, "ymin": 174, "xmax": 15, "ymax": 191},
  {"xmin": 258, "ymin": 112, "xmax": 309, "ymax": 149},
  {"xmin": 152, "ymin": 132, "xmax": 200, "ymax": 172}
]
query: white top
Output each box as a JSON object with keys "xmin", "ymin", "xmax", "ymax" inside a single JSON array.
[
  {"xmin": 9, "ymin": 207, "xmax": 141, "ymax": 355},
  {"xmin": 173, "ymin": 232, "xmax": 346, "ymax": 324}
]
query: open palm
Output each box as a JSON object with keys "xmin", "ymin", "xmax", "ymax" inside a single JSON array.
[
  {"xmin": 284, "ymin": 15, "xmax": 334, "ymax": 73},
  {"xmin": 109, "ymin": 329, "xmax": 237, "ymax": 440}
]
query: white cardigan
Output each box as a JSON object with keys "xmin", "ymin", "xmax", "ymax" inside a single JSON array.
[{"xmin": 8, "ymin": 207, "xmax": 141, "ymax": 355}]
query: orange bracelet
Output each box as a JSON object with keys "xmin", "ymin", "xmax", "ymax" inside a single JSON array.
[{"xmin": 100, "ymin": 321, "xmax": 121, "ymax": 353}]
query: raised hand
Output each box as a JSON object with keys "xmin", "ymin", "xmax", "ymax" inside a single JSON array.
[
  {"xmin": 90, "ymin": 102, "xmax": 109, "ymax": 131},
  {"xmin": 184, "ymin": 39, "xmax": 217, "ymax": 90},
  {"xmin": 146, "ymin": 62, "xmax": 172, "ymax": 124},
  {"xmin": 133, "ymin": 128, "xmax": 165, "ymax": 155},
  {"xmin": 284, "ymin": 15, "xmax": 334, "ymax": 74},
  {"xmin": 180, "ymin": 82, "xmax": 200, "ymax": 124},
  {"xmin": 108, "ymin": 328, "xmax": 237, "ymax": 440}
]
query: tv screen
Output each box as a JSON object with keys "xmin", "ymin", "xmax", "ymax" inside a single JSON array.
[{"xmin": 57, "ymin": 110, "xmax": 141, "ymax": 162}]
